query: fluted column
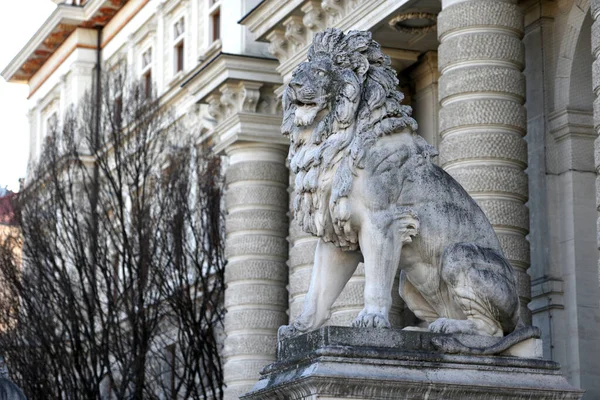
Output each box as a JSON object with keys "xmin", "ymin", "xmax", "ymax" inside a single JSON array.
[
  {"xmin": 222, "ymin": 143, "xmax": 289, "ymax": 400},
  {"xmin": 438, "ymin": 0, "xmax": 531, "ymax": 322}
]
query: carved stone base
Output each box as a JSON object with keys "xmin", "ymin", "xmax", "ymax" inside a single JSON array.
[{"xmin": 241, "ymin": 327, "xmax": 584, "ymax": 400}]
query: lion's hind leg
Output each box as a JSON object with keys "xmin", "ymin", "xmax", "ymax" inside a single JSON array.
[
  {"xmin": 399, "ymin": 271, "xmax": 439, "ymax": 327},
  {"xmin": 431, "ymin": 243, "xmax": 520, "ymax": 337}
]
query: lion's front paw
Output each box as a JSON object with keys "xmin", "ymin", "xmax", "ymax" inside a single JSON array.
[
  {"xmin": 428, "ymin": 318, "xmax": 478, "ymax": 335},
  {"xmin": 352, "ymin": 311, "xmax": 391, "ymax": 328}
]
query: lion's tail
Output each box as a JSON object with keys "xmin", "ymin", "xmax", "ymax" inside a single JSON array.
[{"xmin": 430, "ymin": 324, "xmax": 541, "ymax": 356}]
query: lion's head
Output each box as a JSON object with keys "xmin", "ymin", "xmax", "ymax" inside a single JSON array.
[
  {"xmin": 282, "ymin": 29, "xmax": 432, "ymax": 249},
  {"xmin": 282, "ymin": 29, "xmax": 419, "ymax": 160}
]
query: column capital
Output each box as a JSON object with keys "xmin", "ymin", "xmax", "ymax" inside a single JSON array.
[
  {"xmin": 183, "ymin": 53, "xmax": 285, "ymax": 153},
  {"xmin": 201, "ymin": 80, "xmax": 286, "ymax": 154}
]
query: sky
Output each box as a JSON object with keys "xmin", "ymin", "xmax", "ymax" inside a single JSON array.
[{"xmin": 0, "ymin": 1, "xmax": 56, "ymax": 192}]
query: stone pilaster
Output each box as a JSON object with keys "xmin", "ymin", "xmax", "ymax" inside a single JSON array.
[
  {"xmin": 194, "ymin": 65, "xmax": 289, "ymax": 399},
  {"xmin": 437, "ymin": 0, "xmax": 531, "ymax": 322}
]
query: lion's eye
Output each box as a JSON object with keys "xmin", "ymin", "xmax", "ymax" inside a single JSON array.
[{"xmin": 316, "ymin": 70, "xmax": 326, "ymax": 77}]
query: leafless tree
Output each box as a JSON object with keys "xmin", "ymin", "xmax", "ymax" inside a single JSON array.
[{"xmin": 0, "ymin": 68, "xmax": 225, "ymax": 400}]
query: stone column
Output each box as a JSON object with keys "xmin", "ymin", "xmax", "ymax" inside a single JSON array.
[
  {"xmin": 200, "ymin": 76, "xmax": 289, "ymax": 400},
  {"xmin": 222, "ymin": 143, "xmax": 289, "ymax": 400},
  {"xmin": 437, "ymin": 0, "xmax": 531, "ymax": 322}
]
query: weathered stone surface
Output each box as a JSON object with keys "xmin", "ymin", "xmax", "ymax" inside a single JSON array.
[
  {"xmin": 224, "ymin": 309, "xmax": 288, "ymax": 332},
  {"xmin": 225, "ymin": 259, "xmax": 288, "ymax": 283},
  {"xmin": 242, "ymin": 327, "xmax": 583, "ymax": 400},
  {"xmin": 224, "ymin": 284, "xmax": 288, "ymax": 308},
  {"xmin": 439, "ymin": 99, "xmax": 527, "ymax": 133},
  {"xmin": 445, "ymin": 165, "xmax": 528, "ymax": 199},
  {"xmin": 438, "ymin": 34, "xmax": 524, "ymax": 71},
  {"xmin": 439, "ymin": 66, "xmax": 525, "ymax": 100},
  {"xmin": 439, "ymin": 132, "xmax": 528, "ymax": 165},
  {"xmin": 437, "ymin": 0, "xmax": 523, "ymax": 34},
  {"xmin": 222, "ymin": 146, "xmax": 290, "ymax": 400},
  {"xmin": 226, "ymin": 209, "xmax": 289, "ymax": 234},
  {"xmin": 225, "ymin": 185, "xmax": 288, "ymax": 210},
  {"xmin": 225, "ymin": 235, "xmax": 288, "ymax": 259},
  {"xmin": 226, "ymin": 161, "xmax": 289, "ymax": 185}
]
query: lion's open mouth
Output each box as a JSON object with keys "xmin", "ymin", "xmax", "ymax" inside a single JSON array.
[
  {"xmin": 293, "ymin": 99, "xmax": 322, "ymax": 126},
  {"xmin": 293, "ymin": 99, "xmax": 318, "ymax": 108}
]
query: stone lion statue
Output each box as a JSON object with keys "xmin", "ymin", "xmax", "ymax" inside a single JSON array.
[{"xmin": 280, "ymin": 28, "xmax": 539, "ymax": 354}]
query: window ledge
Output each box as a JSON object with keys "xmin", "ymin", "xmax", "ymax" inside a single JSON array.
[
  {"xmin": 198, "ymin": 39, "xmax": 222, "ymax": 62},
  {"xmin": 168, "ymin": 70, "xmax": 186, "ymax": 86}
]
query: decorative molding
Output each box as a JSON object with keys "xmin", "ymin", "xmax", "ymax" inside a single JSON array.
[
  {"xmin": 389, "ymin": 12, "xmax": 437, "ymax": 34},
  {"xmin": 183, "ymin": 53, "xmax": 281, "ymax": 105},
  {"xmin": 548, "ymin": 109, "xmax": 595, "ymax": 141},
  {"xmin": 186, "ymin": 53, "xmax": 285, "ymax": 154},
  {"xmin": 161, "ymin": 0, "xmax": 189, "ymax": 16},
  {"xmin": 133, "ymin": 20, "xmax": 157, "ymax": 45},
  {"xmin": 301, "ymin": 1, "xmax": 326, "ymax": 32}
]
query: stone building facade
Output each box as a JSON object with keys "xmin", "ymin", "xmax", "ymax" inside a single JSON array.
[{"xmin": 2, "ymin": 0, "xmax": 600, "ymax": 398}]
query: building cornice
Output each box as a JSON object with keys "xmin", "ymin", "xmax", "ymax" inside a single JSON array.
[
  {"xmin": 1, "ymin": 0, "xmax": 128, "ymax": 83},
  {"xmin": 238, "ymin": 0, "xmax": 304, "ymax": 42},
  {"xmin": 182, "ymin": 52, "xmax": 281, "ymax": 103},
  {"xmin": 181, "ymin": 52, "xmax": 284, "ymax": 154}
]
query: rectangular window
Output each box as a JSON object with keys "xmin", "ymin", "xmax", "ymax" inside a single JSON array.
[
  {"xmin": 114, "ymin": 95, "xmax": 123, "ymax": 126},
  {"xmin": 212, "ymin": 10, "xmax": 220, "ymax": 41},
  {"xmin": 140, "ymin": 47, "xmax": 153, "ymax": 99},
  {"xmin": 173, "ymin": 17, "xmax": 185, "ymax": 74},
  {"xmin": 175, "ymin": 42, "xmax": 184, "ymax": 72},
  {"xmin": 142, "ymin": 47, "xmax": 152, "ymax": 69},
  {"xmin": 46, "ymin": 113, "xmax": 58, "ymax": 135},
  {"xmin": 208, "ymin": 0, "xmax": 221, "ymax": 43},
  {"xmin": 143, "ymin": 70, "xmax": 152, "ymax": 99}
]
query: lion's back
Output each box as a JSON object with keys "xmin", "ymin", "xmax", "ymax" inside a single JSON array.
[{"xmin": 404, "ymin": 163, "xmax": 503, "ymax": 258}]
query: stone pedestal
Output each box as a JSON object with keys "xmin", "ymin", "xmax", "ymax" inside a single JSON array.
[{"xmin": 241, "ymin": 327, "xmax": 583, "ymax": 400}]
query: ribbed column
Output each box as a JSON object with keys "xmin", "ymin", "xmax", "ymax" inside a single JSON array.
[
  {"xmin": 222, "ymin": 143, "xmax": 289, "ymax": 400},
  {"xmin": 438, "ymin": 0, "xmax": 531, "ymax": 323}
]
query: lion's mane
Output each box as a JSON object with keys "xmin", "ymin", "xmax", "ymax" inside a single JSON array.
[{"xmin": 283, "ymin": 29, "xmax": 424, "ymax": 250}]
